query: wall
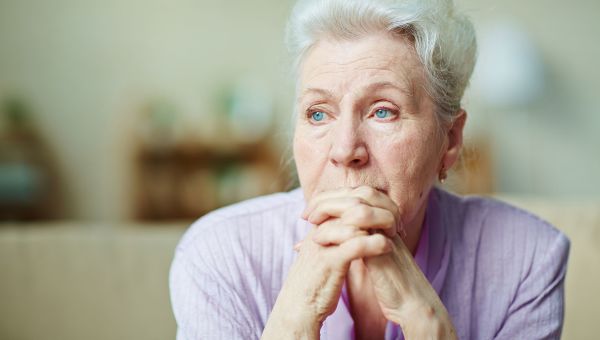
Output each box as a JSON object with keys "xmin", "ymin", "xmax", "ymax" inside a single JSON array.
[
  {"xmin": 461, "ymin": 0, "xmax": 600, "ymax": 197},
  {"xmin": 0, "ymin": 0, "xmax": 296, "ymax": 220},
  {"xmin": 0, "ymin": 0, "xmax": 598, "ymax": 220}
]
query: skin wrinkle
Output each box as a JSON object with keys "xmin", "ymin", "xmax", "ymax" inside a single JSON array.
[
  {"xmin": 288, "ymin": 31, "xmax": 465, "ymax": 337},
  {"xmin": 260, "ymin": 4, "xmax": 477, "ymax": 337},
  {"xmin": 275, "ymin": 28, "xmax": 466, "ymax": 335},
  {"xmin": 300, "ymin": 81, "xmax": 414, "ymax": 108},
  {"xmin": 298, "ymin": 34, "xmax": 420, "ymax": 96},
  {"xmin": 301, "ymin": 65, "xmax": 414, "ymax": 103},
  {"xmin": 294, "ymin": 32, "xmax": 447, "ymax": 254}
]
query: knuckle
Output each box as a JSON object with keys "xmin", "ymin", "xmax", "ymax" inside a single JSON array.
[
  {"xmin": 342, "ymin": 227, "xmax": 355, "ymax": 240},
  {"xmin": 348, "ymin": 227, "xmax": 366, "ymax": 238},
  {"xmin": 371, "ymin": 234, "xmax": 388, "ymax": 250},
  {"xmin": 354, "ymin": 240, "xmax": 367, "ymax": 253},
  {"xmin": 321, "ymin": 230, "xmax": 335, "ymax": 243},
  {"xmin": 383, "ymin": 210, "xmax": 395, "ymax": 226},
  {"xmin": 312, "ymin": 202, "xmax": 326, "ymax": 214},
  {"xmin": 347, "ymin": 197, "xmax": 363, "ymax": 210},
  {"xmin": 345, "ymin": 238, "xmax": 366, "ymax": 254},
  {"xmin": 355, "ymin": 205, "xmax": 372, "ymax": 222},
  {"xmin": 312, "ymin": 228, "xmax": 324, "ymax": 241},
  {"xmin": 356, "ymin": 185, "xmax": 376, "ymax": 200}
]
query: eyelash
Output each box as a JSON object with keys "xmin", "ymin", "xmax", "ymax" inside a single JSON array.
[
  {"xmin": 305, "ymin": 108, "xmax": 330, "ymax": 123},
  {"xmin": 304, "ymin": 105, "xmax": 399, "ymax": 124},
  {"xmin": 370, "ymin": 107, "xmax": 399, "ymax": 120}
]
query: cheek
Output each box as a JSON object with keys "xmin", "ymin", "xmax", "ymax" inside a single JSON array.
[
  {"xmin": 293, "ymin": 127, "xmax": 329, "ymax": 195},
  {"xmin": 375, "ymin": 132, "xmax": 428, "ymax": 177},
  {"xmin": 375, "ymin": 127, "xmax": 440, "ymax": 199}
]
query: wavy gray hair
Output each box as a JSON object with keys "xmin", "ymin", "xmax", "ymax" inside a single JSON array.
[{"xmin": 285, "ymin": 0, "xmax": 477, "ymax": 127}]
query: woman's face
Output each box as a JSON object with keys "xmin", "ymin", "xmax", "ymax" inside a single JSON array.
[{"xmin": 293, "ymin": 32, "xmax": 456, "ymax": 227}]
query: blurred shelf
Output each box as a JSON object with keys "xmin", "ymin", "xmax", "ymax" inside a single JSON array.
[{"xmin": 133, "ymin": 140, "xmax": 287, "ymax": 221}]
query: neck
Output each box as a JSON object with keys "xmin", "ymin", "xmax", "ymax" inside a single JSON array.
[{"xmin": 404, "ymin": 199, "xmax": 428, "ymax": 256}]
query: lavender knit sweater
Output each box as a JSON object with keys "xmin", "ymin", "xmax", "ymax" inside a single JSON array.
[{"xmin": 170, "ymin": 187, "xmax": 570, "ymax": 339}]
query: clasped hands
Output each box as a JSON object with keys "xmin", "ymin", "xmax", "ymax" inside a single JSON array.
[{"xmin": 262, "ymin": 186, "xmax": 456, "ymax": 339}]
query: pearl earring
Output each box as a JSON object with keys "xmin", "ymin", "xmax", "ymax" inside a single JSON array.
[{"xmin": 439, "ymin": 166, "xmax": 448, "ymax": 183}]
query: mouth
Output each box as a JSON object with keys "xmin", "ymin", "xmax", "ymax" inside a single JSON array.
[
  {"xmin": 376, "ymin": 187, "xmax": 388, "ymax": 195},
  {"xmin": 315, "ymin": 184, "xmax": 389, "ymax": 197},
  {"xmin": 347, "ymin": 185, "xmax": 388, "ymax": 195}
]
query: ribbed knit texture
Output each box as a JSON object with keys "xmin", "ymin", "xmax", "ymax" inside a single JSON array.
[{"xmin": 169, "ymin": 187, "xmax": 569, "ymax": 339}]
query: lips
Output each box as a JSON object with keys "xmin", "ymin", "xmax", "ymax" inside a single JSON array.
[
  {"xmin": 375, "ymin": 187, "xmax": 388, "ymax": 195},
  {"xmin": 347, "ymin": 185, "xmax": 388, "ymax": 195},
  {"xmin": 315, "ymin": 184, "xmax": 389, "ymax": 196}
]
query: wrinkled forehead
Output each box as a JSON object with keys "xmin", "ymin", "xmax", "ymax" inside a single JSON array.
[{"xmin": 297, "ymin": 32, "xmax": 426, "ymax": 102}]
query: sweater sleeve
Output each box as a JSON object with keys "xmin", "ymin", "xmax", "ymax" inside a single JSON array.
[
  {"xmin": 169, "ymin": 247, "xmax": 262, "ymax": 340},
  {"xmin": 493, "ymin": 232, "xmax": 570, "ymax": 340}
]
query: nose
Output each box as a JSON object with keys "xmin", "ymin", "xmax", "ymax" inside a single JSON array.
[{"xmin": 329, "ymin": 116, "xmax": 369, "ymax": 168}]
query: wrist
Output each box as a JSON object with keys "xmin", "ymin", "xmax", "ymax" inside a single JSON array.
[
  {"xmin": 262, "ymin": 301, "xmax": 320, "ymax": 340},
  {"xmin": 392, "ymin": 301, "xmax": 456, "ymax": 340}
]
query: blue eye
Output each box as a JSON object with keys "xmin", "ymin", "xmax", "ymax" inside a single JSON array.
[
  {"xmin": 311, "ymin": 111, "xmax": 326, "ymax": 121},
  {"xmin": 375, "ymin": 108, "xmax": 392, "ymax": 119}
]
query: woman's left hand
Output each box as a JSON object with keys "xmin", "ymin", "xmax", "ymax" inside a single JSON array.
[{"xmin": 301, "ymin": 186, "xmax": 457, "ymax": 339}]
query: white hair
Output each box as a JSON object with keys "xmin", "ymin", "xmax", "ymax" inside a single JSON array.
[{"xmin": 285, "ymin": 0, "xmax": 477, "ymax": 126}]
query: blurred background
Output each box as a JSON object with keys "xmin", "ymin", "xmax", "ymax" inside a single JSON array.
[{"xmin": 0, "ymin": 0, "xmax": 598, "ymax": 339}]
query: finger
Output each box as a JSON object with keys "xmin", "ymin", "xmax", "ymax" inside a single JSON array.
[
  {"xmin": 306, "ymin": 196, "xmax": 365, "ymax": 225},
  {"xmin": 335, "ymin": 234, "xmax": 393, "ymax": 263},
  {"xmin": 308, "ymin": 198, "xmax": 396, "ymax": 238},
  {"xmin": 341, "ymin": 205, "xmax": 396, "ymax": 238},
  {"xmin": 302, "ymin": 187, "xmax": 353, "ymax": 218},
  {"xmin": 304, "ymin": 186, "xmax": 399, "ymax": 224},
  {"xmin": 351, "ymin": 186, "xmax": 399, "ymax": 220},
  {"xmin": 312, "ymin": 223, "xmax": 368, "ymax": 245}
]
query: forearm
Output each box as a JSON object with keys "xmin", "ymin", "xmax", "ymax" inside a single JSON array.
[
  {"xmin": 261, "ymin": 302, "xmax": 320, "ymax": 340},
  {"xmin": 367, "ymin": 236, "xmax": 457, "ymax": 339},
  {"xmin": 391, "ymin": 302, "xmax": 457, "ymax": 340}
]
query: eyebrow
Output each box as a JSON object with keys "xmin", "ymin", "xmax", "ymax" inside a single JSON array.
[
  {"xmin": 299, "ymin": 81, "xmax": 412, "ymax": 103},
  {"xmin": 299, "ymin": 87, "xmax": 335, "ymax": 101},
  {"xmin": 364, "ymin": 81, "xmax": 413, "ymax": 96}
]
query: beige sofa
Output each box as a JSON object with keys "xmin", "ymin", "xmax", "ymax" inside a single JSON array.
[{"xmin": 0, "ymin": 196, "xmax": 598, "ymax": 340}]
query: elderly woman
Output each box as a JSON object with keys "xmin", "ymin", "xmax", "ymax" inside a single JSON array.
[{"xmin": 170, "ymin": 0, "xmax": 570, "ymax": 339}]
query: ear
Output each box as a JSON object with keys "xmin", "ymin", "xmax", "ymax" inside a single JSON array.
[{"xmin": 440, "ymin": 109, "xmax": 467, "ymax": 171}]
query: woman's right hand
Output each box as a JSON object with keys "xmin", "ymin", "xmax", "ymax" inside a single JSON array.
[{"xmin": 261, "ymin": 220, "xmax": 392, "ymax": 339}]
